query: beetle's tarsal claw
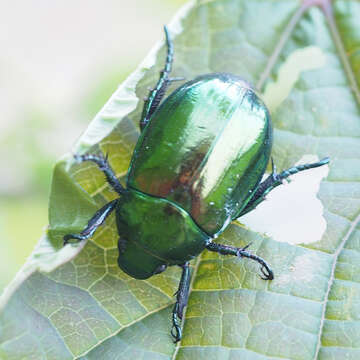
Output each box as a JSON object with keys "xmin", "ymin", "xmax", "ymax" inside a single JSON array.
[
  {"xmin": 171, "ymin": 323, "xmax": 182, "ymax": 343},
  {"xmin": 235, "ymin": 247, "xmax": 274, "ymax": 281},
  {"xmin": 171, "ymin": 303, "xmax": 182, "ymax": 342},
  {"xmin": 259, "ymin": 264, "xmax": 274, "ymax": 281}
]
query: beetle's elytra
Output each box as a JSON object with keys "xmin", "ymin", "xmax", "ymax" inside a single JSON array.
[{"xmin": 64, "ymin": 26, "xmax": 330, "ymax": 342}]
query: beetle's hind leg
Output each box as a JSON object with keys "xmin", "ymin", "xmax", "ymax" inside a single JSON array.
[
  {"xmin": 74, "ymin": 153, "xmax": 125, "ymax": 195},
  {"xmin": 63, "ymin": 199, "xmax": 118, "ymax": 245},
  {"xmin": 206, "ymin": 242, "xmax": 274, "ymax": 280},
  {"xmin": 171, "ymin": 262, "xmax": 191, "ymax": 343},
  {"xmin": 238, "ymin": 157, "xmax": 330, "ymax": 217},
  {"xmin": 139, "ymin": 26, "xmax": 183, "ymax": 131}
]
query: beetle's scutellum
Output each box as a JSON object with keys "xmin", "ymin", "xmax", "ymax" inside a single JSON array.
[{"xmin": 64, "ymin": 26, "xmax": 329, "ymax": 342}]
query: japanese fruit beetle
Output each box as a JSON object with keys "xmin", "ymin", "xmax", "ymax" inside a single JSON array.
[{"xmin": 64, "ymin": 26, "xmax": 329, "ymax": 342}]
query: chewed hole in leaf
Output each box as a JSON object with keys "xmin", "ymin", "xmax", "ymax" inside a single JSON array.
[
  {"xmin": 262, "ymin": 46, "xmax": 326, "ymax": 113},
  {"xmin": 239, "ymin": 154, "xmax": 329, "ymax": 245}
]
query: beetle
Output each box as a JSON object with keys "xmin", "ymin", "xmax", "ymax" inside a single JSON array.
[{"xmin": 63, "ymin": 26, "xmax": 329, "ymax": 342}]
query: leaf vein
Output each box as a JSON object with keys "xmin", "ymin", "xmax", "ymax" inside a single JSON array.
[{"xmin": 313, "ymin": 211, "xmax": 360, "ymax": 359}]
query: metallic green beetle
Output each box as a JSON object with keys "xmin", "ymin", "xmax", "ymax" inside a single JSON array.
[{"xmin": 64, "ymin": 26, "xmax": 329, "ymax": 342}]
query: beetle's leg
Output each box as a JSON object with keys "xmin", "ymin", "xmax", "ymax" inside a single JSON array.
[
  {"xmin": 238, "ymin": 157, "xmax": 330, "ymax": 217},
  {"xmin": 63, "ymin": 199, "xmax": 117, "ymax": 245},
  {"xmin": 140, "ymin": 26, "xmax": 182, "ymax": 131},
  {"xmin": 74, "ymin": 153, "xmax": 125, "ymax": 195},
  {"xmin": 206, "ymin": 242, "xmax": 274, "ymax": 280},
  {"xmin": 171, "ymin": 262, "xmax": 191, "ymax": 343}
]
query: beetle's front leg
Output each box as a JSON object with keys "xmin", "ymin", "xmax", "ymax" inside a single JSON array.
[
  {"xmin": 63, "ymin": 199, "xmax": 118, "ymax": 245},
  {"xmin": 171, "ymin": 262, "xmax": 191, "ymax": 343},
  {"xmin": 206, "ymin": 242, "xmax": 274, "ymax": 280}
]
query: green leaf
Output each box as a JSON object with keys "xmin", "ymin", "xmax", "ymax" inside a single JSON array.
[{"xmin": 1, "ymin": 0, "xmax": 360, "ymax": 359}]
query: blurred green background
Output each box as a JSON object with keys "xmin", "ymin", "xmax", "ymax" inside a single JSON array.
[{"xmin": 0, "ymin": 0, "xmax": 188, "ymax": 292}]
